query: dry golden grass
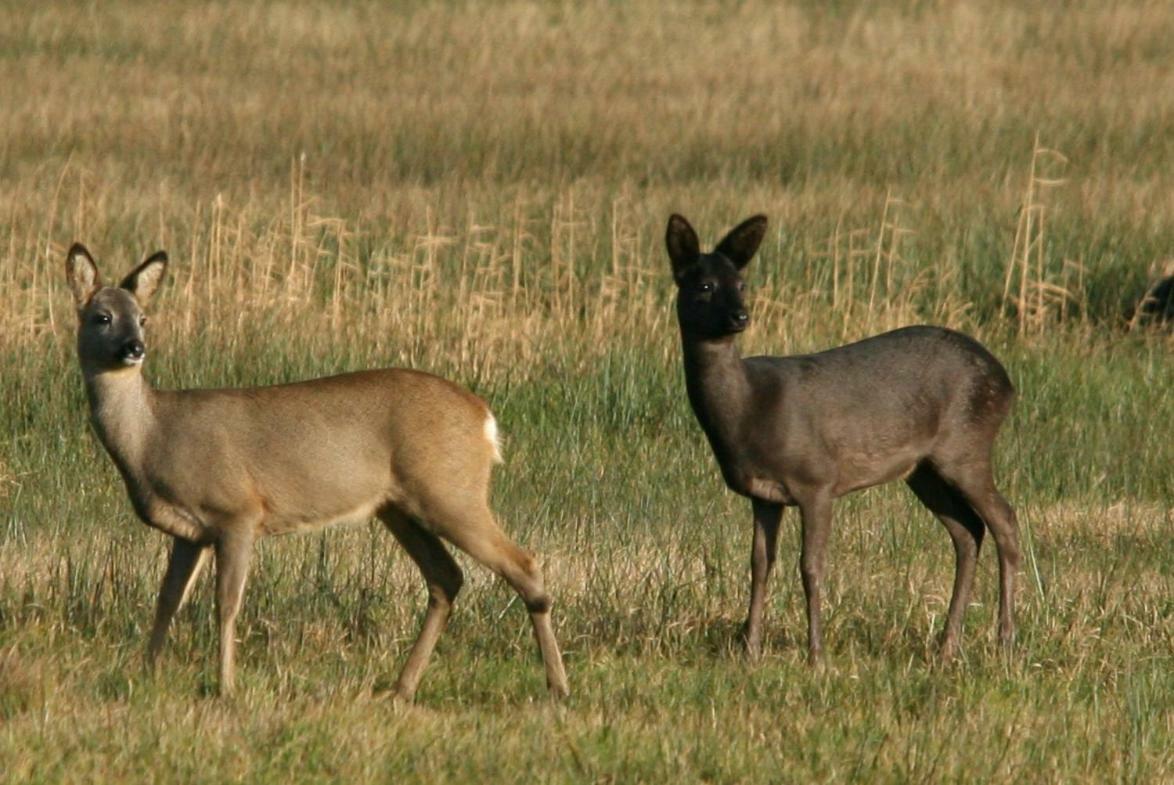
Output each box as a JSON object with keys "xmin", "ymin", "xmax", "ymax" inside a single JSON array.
[{"xmin": 2, "ymin": 1, "xmax": 1172, "ymax": 353}]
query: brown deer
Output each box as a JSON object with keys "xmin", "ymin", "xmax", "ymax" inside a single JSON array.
[
  {"xmin": 665, "ymin": 214, "xmax": 1020, "ymax": 664},
  {"xmin": 65, "ymin": 244, "xmax": 568, "ymax": 700}
]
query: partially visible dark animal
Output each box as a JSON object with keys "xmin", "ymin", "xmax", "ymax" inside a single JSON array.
[{"xmin": 1131, "ymin": 273, "xmax": 1174, "ymax": 329}]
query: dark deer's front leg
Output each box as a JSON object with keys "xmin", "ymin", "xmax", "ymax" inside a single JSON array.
[
  {"xmin": 147, "ymin": 537, "xmax": 210, "ymax": 667},
  {"xmin": 797, "ymin": 492, "xmax": 833, "ymax": 665},
  {"xmin": 741, "ymin": 499, "xmax": 782, "ymax": 659}
]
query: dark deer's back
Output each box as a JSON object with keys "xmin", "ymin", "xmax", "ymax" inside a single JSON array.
[
  {"xmin": 692, "ymin": 325, "xmax": 1014, "ymax": 502},
  {"xmin": 750, "ymin": 325, "xmax": 1015, "ymax": 444},
  {"xmin": 741, "ymin": 326, "xmax": 1013, "ymax": 497}
]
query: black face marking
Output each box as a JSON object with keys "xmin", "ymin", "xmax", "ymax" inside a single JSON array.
[
  {"xmin": 675, "ymin": 253, "xmax": 752, "ymax": 339},
  {"xmin": 666, "ymin": 214, "xmax": 765, "ymax": 340},
  {"xmin": 77, "ymin": 287, "xmax": 149, "ymax": 370}
]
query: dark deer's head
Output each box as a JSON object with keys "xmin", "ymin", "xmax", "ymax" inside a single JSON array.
[{"xmin": 665, "ymin": 214, "xmax": 767, "ymax": 340}]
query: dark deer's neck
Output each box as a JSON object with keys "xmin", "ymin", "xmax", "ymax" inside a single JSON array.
[
  {"xmin": 83, "ymin": 367, "xmax": 158, "ymax": 483},
  {"xmin": 680, "ymin": 331, "xmax": 752, "ymax": 453}
]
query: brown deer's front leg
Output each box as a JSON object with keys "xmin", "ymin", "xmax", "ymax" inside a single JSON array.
[
  {"xmin": 214, "ymin": 526, "xmax": 256, "ymax": 696},
  {"xmin": 147, "ymin": 537, "xmax": 210, "ymax": 667}
]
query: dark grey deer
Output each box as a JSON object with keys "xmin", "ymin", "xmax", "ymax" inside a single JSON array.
[{"xmin": 665, "ymin": 214, "xmax": 1020, "ymax": 663}]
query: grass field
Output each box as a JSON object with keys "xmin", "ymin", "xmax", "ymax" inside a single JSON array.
[{"xmin": 1, "ymin": 1, "xmax": 1172, "ymax": 782}]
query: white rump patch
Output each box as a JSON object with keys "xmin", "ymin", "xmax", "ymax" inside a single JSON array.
[{"xmin": 484, "ymin": 414, "xmax": 504, "ymax": 463}]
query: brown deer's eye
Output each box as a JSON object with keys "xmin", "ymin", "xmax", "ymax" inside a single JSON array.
[{"xmin": 139, "ymin": 316, "xmax": 148, "ymax": 327}]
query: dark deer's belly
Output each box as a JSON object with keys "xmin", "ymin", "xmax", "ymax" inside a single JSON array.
[
  {"xmin": 715, "ymin": 457, "xmax": 798, "ymax": 505},
  {"xmin": 829, "ymin": 440, "xmax": 927, "ymax": 497},
  {"xmin": 832, "ymin": 457, "xmax": 921, "ymax": 496},
  {"xmin": 718, "ymin": 426, "xmax": 928, "ymax": 503}
]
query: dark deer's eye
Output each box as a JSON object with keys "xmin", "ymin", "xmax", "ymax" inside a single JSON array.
[
  {"xmin": 93, "ymin": 313, "xmax": 112, "ymax": 326},
  {"xmin": 698, "ymin": 282, "xmax": 714, "ymax": 293}
]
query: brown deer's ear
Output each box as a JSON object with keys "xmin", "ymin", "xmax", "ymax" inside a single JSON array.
[
  {"xmin": 666, "ymin": 214, "xmax": 701, "ymax": 282},
  {"xmin": 714, "ymin": 215, "xmax": 768, "ymax": 270},
  {"xmin": 66, "ymin": 243, "xmax": 102, "ymax": 307},
  {"xmin": 120, "ymin": 251, "xmax": 168, "ymax": 303}
]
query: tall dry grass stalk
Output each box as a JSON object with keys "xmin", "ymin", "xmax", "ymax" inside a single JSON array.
[
  {"xmin": 1002, "ymin": 134, "xmax": 1073, "ymax": 335},
  {"xmin": 812, "ymin": 189, "xmax": 921, "ymax": 337}
]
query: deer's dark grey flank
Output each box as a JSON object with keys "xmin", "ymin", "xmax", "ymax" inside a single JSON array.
[{"xmin": 666, "ymin": 214, "xmax": 1021, "ymax": 663}]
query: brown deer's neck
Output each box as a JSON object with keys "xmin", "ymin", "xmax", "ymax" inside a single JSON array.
[{"xmin": 84, "ymin": 368, "xmax": 158, "ymax": 480}]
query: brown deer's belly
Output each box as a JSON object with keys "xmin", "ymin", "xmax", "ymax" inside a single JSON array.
[{"xmin": 136, "ymin": 495, "xmax": 210, "ymax": 542}]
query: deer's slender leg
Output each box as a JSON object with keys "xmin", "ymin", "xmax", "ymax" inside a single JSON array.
[
  {"xmin": 987, "ymin": 492, "xmax": 1020, "ymax": 648},
  {"xmin": 214, "ymin": 526, "xmax": 255, "ymax": 697},
  {"xmin": 797, "ymin": 491, "xmax": 833, "ymax": 665},
  {"xmin": 948, "ymin": 473, "xmax": 1020, "ymax": 649},
  {"xmin": 741, "ymin": 499, "xmax": 783, "ymax": 660},
  {"xmin": 906, "ymin": 464, "xmax": 985, "ymax": 661},
  {"xmin": 147, "ymin": 537, "xmax": 211, "ymax": 667},
  {"xmin": 378, "ymin": 507, "xmax": 464, "ymax": 702},
  {"xmin": 438, "ymin": 504, "xmax": 569, "ymax": 699}
]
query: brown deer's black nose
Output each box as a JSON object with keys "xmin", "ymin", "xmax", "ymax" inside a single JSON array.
[
  {"xmin": 729, "ymin": 310, "xmax": 750, "ymax": 331},
  {"xmin": 120, "ymin": 339, "xmax": 145, "ymax": 362}
]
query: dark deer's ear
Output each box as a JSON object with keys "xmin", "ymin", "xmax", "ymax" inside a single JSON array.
[
  {"xmin": 120, "ymin": 251, "xmax": 168, "ymax": 304},
  {"xmin": 666, "ymin": 214, "xmax": 701, "ymax": 282},
  {"xmin": 66, "ymin": 243, "xmax": 102, "ymax": 307},
  {"xmin": 714, "ymin": 215, "xmax": 768, "ymax": 270}
]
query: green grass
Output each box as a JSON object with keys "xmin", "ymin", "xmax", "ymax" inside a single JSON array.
[
  {"xmin": 2, "ymin": 1, "xmax": 1172, "ymax": 783},
  {"xmin": 3, "ymin": 334, "xmax": 1170, "ymax": 783}
]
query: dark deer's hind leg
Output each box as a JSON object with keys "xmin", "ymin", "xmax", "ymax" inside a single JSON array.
[
  {"xmin": 944, "ymin": 470, "xmax": 1020, "ymax": 649},
  {"xmin": 906, "ymin": 464, "xmax": 985, "ymax": 661}
]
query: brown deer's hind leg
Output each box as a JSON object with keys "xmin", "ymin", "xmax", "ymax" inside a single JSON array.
[
  {"xmin": 433, "ymin": 501, "xmax": 569, "ymax": 699},
  {"xmin": 378, "ymin": 506, "xmax": 464, "ymax": 702}
]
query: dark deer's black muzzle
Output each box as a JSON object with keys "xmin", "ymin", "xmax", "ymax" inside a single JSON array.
[{"xmin": 119, "ymin": 339, "xmax": 145, "ymax": 363}]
